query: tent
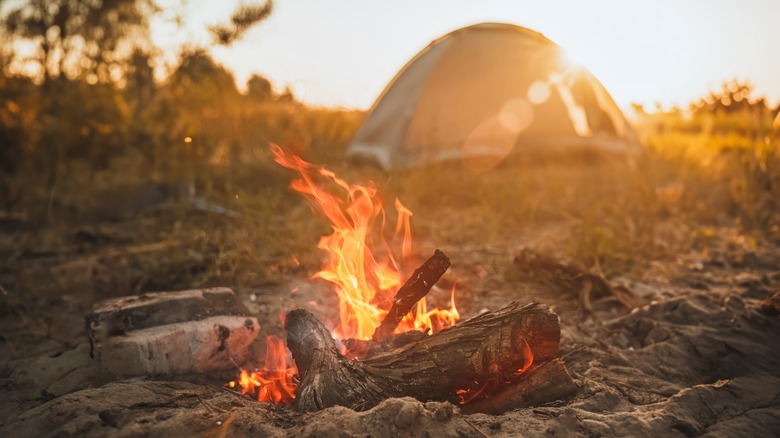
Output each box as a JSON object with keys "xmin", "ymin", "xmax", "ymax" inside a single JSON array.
[{"xmin": 347, "ymin": 23, "xmax": 642, "ymax": 171}]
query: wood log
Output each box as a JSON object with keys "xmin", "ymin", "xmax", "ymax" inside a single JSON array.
[
  {"xmin": 460, "ymin": 358, "xmax": 577, "ymax": 415},
  {"xmin": 87, "ymin": 287, "xmax": 250, "ymax": 353},
  {"xmin": 285, "ymin": 301, "xmax": 560, "ymax": 412},
  {"xmin": 372, "ymin": 249, "xmax": 450, "ymax": 342},
  {"xmin": 342, "ymin": 329, "xmax": 428, "ymax": 358},
  {"xmin": 86, "ymin": 288, "xmax": 258, "ymax": 376}
]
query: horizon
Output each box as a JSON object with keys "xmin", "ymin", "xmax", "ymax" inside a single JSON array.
[{"xmin": 150, "ymin": 0, "xmax": 780, "ymax": 111}]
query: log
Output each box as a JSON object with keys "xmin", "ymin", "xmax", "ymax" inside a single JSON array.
[
  {"xmin": 285, "ymin": 301, "xmax": 560, "ymax": 412},
  {"xmin": 342, "ymin": 329, "xmax": 428, "ymax": 358},
  {"xmin": 96, "ymin": 315, "xmax": 259, "ymax": 376},
  {"xmin": 460, "ymin": 358, "xmax": 577, "ymax": 415},
  {"xmin": 86, "ymin": 288, "xmax": 258, "ymax": 376},
  {"xmin": 87, "ymin": 287, "xmax": 251, "ymax": 356},
  {"xmin": 372, "ymin": 249, "xmax": 451, "ymax": 342}
]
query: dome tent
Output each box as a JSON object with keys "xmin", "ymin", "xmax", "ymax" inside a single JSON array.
[{"xmin": 347, "ymin": 23, "xmax": 641, "ymax": 171}]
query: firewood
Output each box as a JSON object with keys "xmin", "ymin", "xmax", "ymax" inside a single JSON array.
[
  {"xmin": 87, "ymin": 287, "xmax": 251, "ymax": 352},
  {"xmin": 285, "ymin": 301, "xmax": 560, "ymax": 412},
  {"xmin": 460, "ymin": 358, "xmax": 577, "ymax": 415},
  {"xmin": 342, "ymin": 329, "xmax": 428, "ymax": 358},
  {"xmin": 86, "ymin": 288, "xmax": 258, "ymax": 376},
  {"xmin": 372, "ymin": 249, "xmax": 450, "ymax": 342}
]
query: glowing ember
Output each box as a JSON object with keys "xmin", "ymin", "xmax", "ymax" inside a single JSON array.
[
  {"xmin": 228, "ymin": 336, "xmax": 297, "ymax": 406},
  {"xmin": 230, "ymin": 145, "xmax": 460, "ymax": 405},
  {"xmin": 514, "ymin": 339, "xmax": 534, "ymax": 376}
]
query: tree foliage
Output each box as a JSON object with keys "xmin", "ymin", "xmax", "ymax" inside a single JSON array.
[
  {"xmin": 692, "ymin": 79, "xmax": 769, "ymax": 115},
  {"xmin": 209, "ymin": 1, "xmax": 273, "ymax": 46},
  {"xmin": 2, "ymin": 0, "xmax": 157, "ymax": 83}
]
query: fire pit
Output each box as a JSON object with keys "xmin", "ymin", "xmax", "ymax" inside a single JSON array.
[{"xmin": 209, "ymin": 146, "xmax": 576, "ymax": 413}]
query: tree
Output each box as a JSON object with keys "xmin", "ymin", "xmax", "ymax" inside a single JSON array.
[
  {"xmin": 246, "ymin": 74, "xmax": 273, "ymax": 101},
  {"xmin": 694, "ymin": 79, "xmax": 763, "ymax": 115},
  {"xmin": 1, "ymin": 0, "xmax": 158, "ymax": 84},
  {"xmin": 209, "ymin": 1, "xmax": 273, "ymax": 46}
]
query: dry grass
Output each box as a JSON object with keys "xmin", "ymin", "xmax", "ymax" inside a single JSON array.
[{"xmin": 3, "ymin": 96, "xmax": 778, "ymax": 314}]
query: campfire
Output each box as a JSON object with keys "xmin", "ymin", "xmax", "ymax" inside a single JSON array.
[{"xmin": 226, "ymin": 146, "xmax": 575, "ymax": 413}]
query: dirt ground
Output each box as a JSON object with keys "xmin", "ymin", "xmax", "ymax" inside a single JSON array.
[{"xmin": 1, "ymin": 203, "xmax": 779, "ymax": 437}]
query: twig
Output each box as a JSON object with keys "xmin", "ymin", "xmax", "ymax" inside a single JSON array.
[
  {"xmin": 463, "ymin": 418, "xmax": 490, "ymax": 438},
  {"xmin": 198, "ymin": 394, "xmax": 231, "ymax": 414},
  {"xmin": 195, "ymin": 394, "xmax": 216, "ymax": 414}
]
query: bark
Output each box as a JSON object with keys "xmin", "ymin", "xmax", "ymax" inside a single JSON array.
[
  {"xmin": 285, "ymin": 301, "xmax": 560, "ymax": 412},
  {"xmin": 460, "ymin": 358, "xmax": 577, "ymax": 415},
  {"xmin": 86, "ymin": 287, "xmax": 250, "ymax": 357}
]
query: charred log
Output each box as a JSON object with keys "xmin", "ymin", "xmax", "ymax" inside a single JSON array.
[
  {"xmin": 285, "ymin": 301, "xmax": 560, "ymax": 412},
  {"xmin": 342, "ymin": 329, "xmax": 428, "ymax": 358},
  {"xmin": 372, "ymin": 249, "xmax": 450, "ymax": 342},
  {"xmin": 460, "ymin": 358, "xmax": 577, "ymax": 415}
]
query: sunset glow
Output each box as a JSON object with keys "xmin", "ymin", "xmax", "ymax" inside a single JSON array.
[{"xmin": 156, "ymin": 0, "xmax": 780, "ymax": 111}]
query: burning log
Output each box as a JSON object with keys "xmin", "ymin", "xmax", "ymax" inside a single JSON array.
[
  {"xmin": 285, "ymin": 301, "xmax": 561, "ymax": 412},
  {"xmin": 372, "ymin": 249, "xmax": 451, "ymax": 342},
  {"xmin": 459, "ymin": 358, "xmax": 577, "ymax": 415},
  {"xmin": 343, "ymin": 329, "xmax": 429, "ymax": 358},
  {"xmin": 514, "ymin": 248, "xmax": 645, "ymax": 314}
]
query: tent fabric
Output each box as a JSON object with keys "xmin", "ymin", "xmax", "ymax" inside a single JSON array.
[{"xmin": 347, "ymin": 23, "xmax": 642, "ymax": 170}]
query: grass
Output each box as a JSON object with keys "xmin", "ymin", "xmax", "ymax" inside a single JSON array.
[{"xmin": 3, "ymin": 90, "xmax": 778, "ymax": 312}]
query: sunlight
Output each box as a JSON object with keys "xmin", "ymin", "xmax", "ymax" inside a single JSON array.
[{"xmin": 176, "ymin": 0, "xmax": 779, "ymax": 110}]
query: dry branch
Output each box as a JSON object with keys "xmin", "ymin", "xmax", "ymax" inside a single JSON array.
[
  {"xmin": 514, "ymin": 248, "xmax": 645, "ymax": 314},
  {"xmin": 372, "ymin": 249, "xmax": 450, "ymax": 342},
  {"xmin": 285, "ymin": 301, "xmax": 561, "ymax": 412}
]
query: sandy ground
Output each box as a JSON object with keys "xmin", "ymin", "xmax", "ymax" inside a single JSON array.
[{"xmin": 1, "ymin": 212, "xmax": 779, "ymax": 437}]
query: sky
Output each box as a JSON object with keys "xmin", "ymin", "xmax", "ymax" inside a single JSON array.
[{"xmin": 152, "ymin": 0, "xmax": 780, "ymax": 111}]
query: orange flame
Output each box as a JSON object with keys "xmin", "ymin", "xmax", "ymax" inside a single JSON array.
[
  {"xmin": 514, "ymin": 338, "xmax": 534, "ymax": 376},
  {"xmin": 229, "ymin": 336, "xmax": 297, "ymax": 406},
  {"xmin": 230, "ymin": 146, "xmax": 460, "ymax": 406},
  {"xmin": 271, "ymin": 144, "xmax": 459, "ymax": 340}
]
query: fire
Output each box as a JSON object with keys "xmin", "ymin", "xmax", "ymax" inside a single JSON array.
[
  {"xmin": 401, "ymin": 282, "xmax": 460, "ymax": 333},
  {"xmin": 271, "ymin": 144, "xmax": 459, "ymax": 340},
  {"xmin": 230, "ymin": 145, "xmax": 460, "ymax": 406},
  {"xmin": 514, "ymin": 338, "xmax": 534, "ymax": 376},
  {"xmin": 228, "ymin": 336, "xmax": 297, "ymax": 406}
]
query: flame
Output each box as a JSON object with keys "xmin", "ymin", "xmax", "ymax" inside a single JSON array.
[
  {"xmin": 230, "ymin": 145, "xmax": 460, "ymax": 407},
  {"xmin": 228, "ymin": 336, "xmax": 298, "ymax": 406},
  {"xmin": 514, "ymin": 338, "xmax": 534, "ymax": 376},
  {"xmin": 456, "ymin": 380, "xmax": 494, "ymax": 405},
  {"xmin": 401, "ymin": 282, "xmax": 460, "ymax": 333},
  {"xmin": 271, "ymin": 144, "xmax": 459, "ymax": 340}
]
